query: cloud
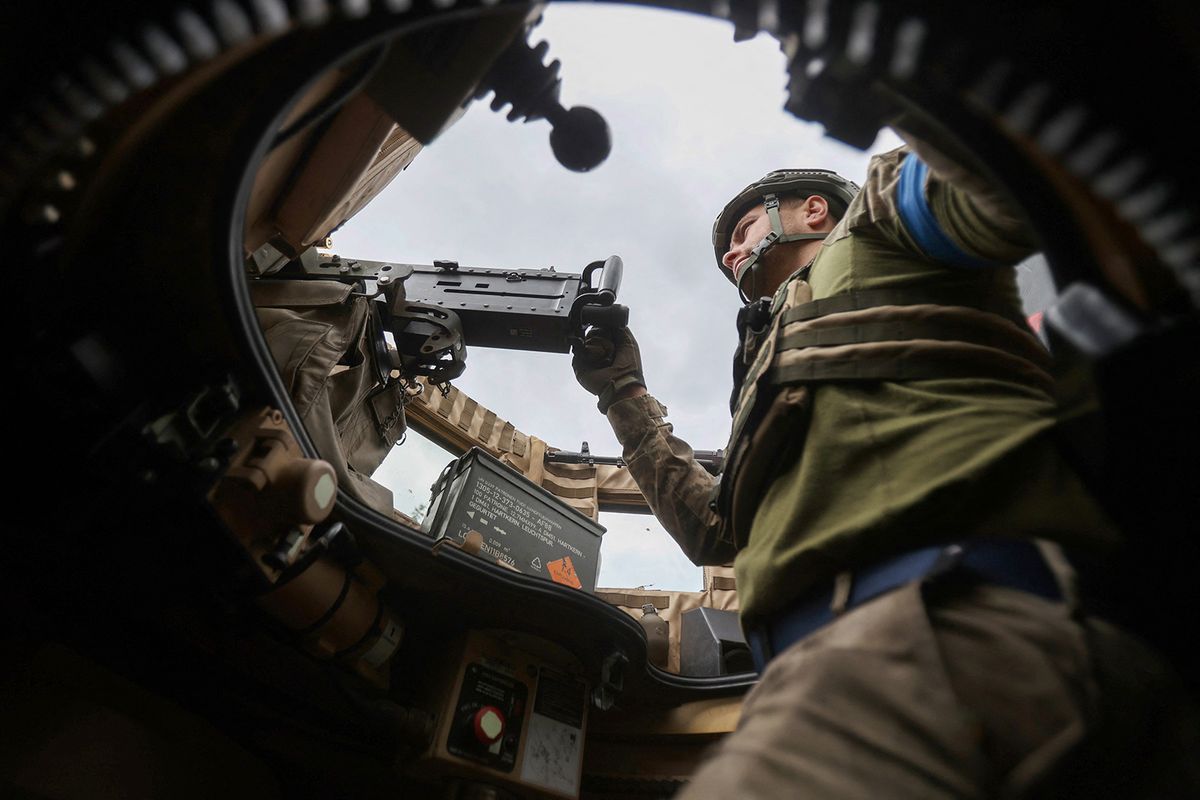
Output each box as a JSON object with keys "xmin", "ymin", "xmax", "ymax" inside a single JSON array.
[
  {"xmin": 334, "ymin": 5, "xmax": 903, "ymax": 591},
  {"xmin": 597, "ymin": 512, "xmax": 707, "ymax": 592}
]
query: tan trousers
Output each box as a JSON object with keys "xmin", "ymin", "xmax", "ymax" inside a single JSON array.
[{"xmin": 679, "ymin": 580, "xmax": 1200, "ymax": 799}]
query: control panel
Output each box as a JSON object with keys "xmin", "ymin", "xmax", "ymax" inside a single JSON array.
[
  {"xmin": 447, "ymin": 663, "xmax": 527, "ymax": 771},
  {"xmin": 414, "ymin": 630, "xmax": 590, "ymax": 799}
]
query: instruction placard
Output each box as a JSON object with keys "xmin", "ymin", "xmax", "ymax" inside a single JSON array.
[{"xmin": 519, "ymin": 669, "xmax": 587, "ymax": 796}]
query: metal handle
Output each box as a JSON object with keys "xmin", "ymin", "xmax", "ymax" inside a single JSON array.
[
  {"xmin": 595, "ymin": 254, "xmax": 623, "ymax": 301},
  {"xmin": 580, "ymin": 255, "xmax": 623, "ymax": 305},
  {"xmin": 570, "ymin": 255, "xmax": 628, "ymax": 351}
]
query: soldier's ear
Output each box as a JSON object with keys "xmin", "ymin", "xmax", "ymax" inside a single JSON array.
[{"xmin": 805, "ymin": 195, "xmax": 830, "ymax": 228}]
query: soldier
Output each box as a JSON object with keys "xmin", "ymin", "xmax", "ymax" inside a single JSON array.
[{"xmin": 572, "ymin": 143, "xmax": 1200, "ymax": 796}]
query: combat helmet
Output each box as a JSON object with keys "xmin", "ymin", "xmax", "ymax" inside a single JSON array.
[{"xmin": 712, "ymin": 169, "xmax": 859, "ymax": 300}]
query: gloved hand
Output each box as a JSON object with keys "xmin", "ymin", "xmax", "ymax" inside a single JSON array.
[{"xmin": 572, "ymin": 327, "xmax": 646, "ymax": 413}]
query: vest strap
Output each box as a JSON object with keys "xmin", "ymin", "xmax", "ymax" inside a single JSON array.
[
  {"xmin": 766, "ymin": 348, "xmax": 1055, "ymax": 394},
  {"xmin": 782, "ymin": 287, "xmax": 1026, "ymax": 327},
  {"xmin": 778, "ymin": 318, "xmax": 1034, "ymax": 353}
]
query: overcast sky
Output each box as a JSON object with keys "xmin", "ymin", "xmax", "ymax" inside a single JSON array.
[{"xmin": 334, "ymin": 5, "xmax": 902, "ymax": 591}]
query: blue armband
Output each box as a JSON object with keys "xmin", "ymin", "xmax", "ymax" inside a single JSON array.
[{"xmin": 897, "ymin": 155, "xmax": 1000, "ymax": 269}]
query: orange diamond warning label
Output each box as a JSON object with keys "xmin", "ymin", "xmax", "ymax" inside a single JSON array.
[{"xmin": 547, "ymin": 556, "xmax": 583, "ymax": 590}]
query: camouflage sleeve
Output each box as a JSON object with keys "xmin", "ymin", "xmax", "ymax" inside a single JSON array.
[
  {"xmin": 840, "ymin": 141, "xmax": 1038, "ymax": 267},
  {"xmin": 605, "ymin": 394, "xmax": 736, "ymax": 566}
]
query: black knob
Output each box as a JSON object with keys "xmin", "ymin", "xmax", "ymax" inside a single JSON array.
[{"xmin": 548, "ymin": 106, "xmax": 611, "ymax": 173}]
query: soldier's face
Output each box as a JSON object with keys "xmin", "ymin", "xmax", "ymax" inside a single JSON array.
[
  {"xmin": 721, "ymin": 195, "xmax": 831, "ymax": 296},
  {"xmin": 722, "ymin": 206, "xmax": 773, "ymax": 283}
]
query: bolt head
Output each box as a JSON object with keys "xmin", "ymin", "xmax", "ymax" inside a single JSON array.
[
  {"xmin": 24, "ymin": 203, "xmax": 60, "ymax": 224},
  {"xmin": 48, "ymin": 170, "xmax": 76, "ymax": 191}
]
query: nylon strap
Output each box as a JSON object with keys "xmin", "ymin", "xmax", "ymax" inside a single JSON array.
[
  {"xmin": 764, "ymin": 193, "xmax": 834, "ymax": 245},
  {"xmin": 735, "ymin": 194, "xmax": 830, "ymax": 302},
  {"xmin": 777, "ymin": 318, "xmax": 1035, "ymax": 353},
  {"xmin": 768, "ymin": 356, "xmax": 994, "ymax": 384},
  {"xmin": 594, "ymin": 591, "xmax": 671, "ymax": 610},
  {"xmin": 767, "ymin": 355, "xmax": 1052, "ymax": 391},
  {"xmin": 764, "ymin": 194, "xmax": 784, "ymax": 236},
  {"xmin": 543, "ymin": 483, "xmax": 598, "ymax": 500},
  {"xmin": 781, "ymin": 287, "xmax": 1027, "ymax": 327}
]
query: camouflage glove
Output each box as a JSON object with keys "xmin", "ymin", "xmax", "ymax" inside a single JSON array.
[{"xmin": 572, "ymin": 327, "xmax": 646, "ymax": 413}]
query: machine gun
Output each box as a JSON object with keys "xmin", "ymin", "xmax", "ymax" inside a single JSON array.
[
  {"xmin": 276, "ymin": 249, "xmax": 629, "ymax": 384},
  {"xmin": 546, "ymin": 441, "xmax": 725, "ymax": 477}
]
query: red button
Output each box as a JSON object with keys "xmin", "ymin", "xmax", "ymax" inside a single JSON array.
[{"xmin": 473, "ymin": 706, "xmax": 505, "ymax": 745}]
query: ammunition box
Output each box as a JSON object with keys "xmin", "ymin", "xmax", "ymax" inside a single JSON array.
[{"xmin": 425, "ymin": 448, "xmax": 605, "ymax": 592}]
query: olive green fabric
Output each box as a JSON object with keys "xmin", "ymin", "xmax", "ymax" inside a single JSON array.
[
  {"xmin": 733, "ymin": 147, "xmax": 1118, "ymax": 624},
  {"xmin": 718, "ymin": 286, "xmax": 1059, "ymax": 543}
]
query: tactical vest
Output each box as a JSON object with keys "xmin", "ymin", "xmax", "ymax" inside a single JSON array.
[{"xmin": 716, "ymin": 273, "xmax": 1056, "ymax": 544}]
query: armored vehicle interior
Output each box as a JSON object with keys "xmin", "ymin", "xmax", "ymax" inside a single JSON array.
[{"xmin": 4, "ymin": 1, "xmax": 1198, "ymax": 798}]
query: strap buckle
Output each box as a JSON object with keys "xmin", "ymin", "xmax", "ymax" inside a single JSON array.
[
  {"xmin": 750, "ymin": 230, "xmax": 779, "ymax": 257},
  {"xmin": 930, "ymin": 543, "xmax": 968, "ymax": 577}
]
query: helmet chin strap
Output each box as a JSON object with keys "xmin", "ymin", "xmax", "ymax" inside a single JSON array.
[{"xmin": 734, "ymin": 193, "xmax": 828, "ymax": 303}]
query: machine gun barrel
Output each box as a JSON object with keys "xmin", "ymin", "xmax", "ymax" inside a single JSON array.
[{"xmin": 546, "ymin": 444, "xmax": 724, "ymax": 476}]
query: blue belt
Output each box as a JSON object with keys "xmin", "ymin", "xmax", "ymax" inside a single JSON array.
[{"xmin": 744, "ymin": 538, "xmax": 1062, "ymax": 673}]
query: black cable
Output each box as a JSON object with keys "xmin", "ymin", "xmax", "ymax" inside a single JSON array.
[{"xmin": 270, "ymin": 43, "xmax": 390, "ymax": 150}]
